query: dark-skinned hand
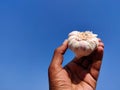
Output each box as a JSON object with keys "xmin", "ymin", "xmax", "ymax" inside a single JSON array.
[{"xmin": 48, "ymin": 39, "xmax": 104, "ymax": 90}]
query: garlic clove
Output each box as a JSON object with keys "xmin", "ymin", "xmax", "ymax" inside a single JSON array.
[{"xmin": 68, "ymin": 31, "xmax": 99, "ymax": 59}]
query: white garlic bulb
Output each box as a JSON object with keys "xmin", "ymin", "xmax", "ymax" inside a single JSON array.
[{"xmin": 68, "ymin": 31, "xmax": 99, "ymax": 59}]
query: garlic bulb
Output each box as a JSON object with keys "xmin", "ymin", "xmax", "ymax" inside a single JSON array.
[{"xmin": 68, "ymin": 31, "xmax": 99, "ymax": 58}]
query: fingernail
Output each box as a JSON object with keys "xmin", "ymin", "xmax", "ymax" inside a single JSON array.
[{"xmin": 62, "ymin": 39, "xmax": 68, "ymax": 45}]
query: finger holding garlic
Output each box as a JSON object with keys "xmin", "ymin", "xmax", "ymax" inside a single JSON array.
[{"xmin": 68, "ymin": 31, "xmax": 99, "ymax": 59}]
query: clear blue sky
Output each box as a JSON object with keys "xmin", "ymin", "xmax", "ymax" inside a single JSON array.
[{"xmin": 0, "ymin": 0, "xmax": 120, "ymax": 90}]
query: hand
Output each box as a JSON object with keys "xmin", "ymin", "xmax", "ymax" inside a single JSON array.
[{"xmin": 48, "ymin": 39, "xmax": 104, "ymax": 90}]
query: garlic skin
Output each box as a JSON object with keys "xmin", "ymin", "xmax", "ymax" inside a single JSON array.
[{"xmin": 68, "ymin": 31, "xmax": 99, "ymax": 58}]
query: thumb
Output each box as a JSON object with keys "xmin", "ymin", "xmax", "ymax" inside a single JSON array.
[{"xmin": 49, "ymin": 40, "xmax": 68, "ymax": 72}]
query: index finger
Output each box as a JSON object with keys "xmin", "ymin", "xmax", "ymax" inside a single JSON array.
[{"xmin": 49, "ymin": 40, "xmax": 68, "ymax": 71}]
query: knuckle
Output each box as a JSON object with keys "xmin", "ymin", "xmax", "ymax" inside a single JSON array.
[
  {"xmin": 48, "ymin": 66, "xmax": 51, "ymax": 73},
  {"xmin": 48, "ymin": 65, "xmax": 58, "ymax": 74},
  {"xmin": 48, "ymin": 66, "xmax": 53, "ymax": 74}
]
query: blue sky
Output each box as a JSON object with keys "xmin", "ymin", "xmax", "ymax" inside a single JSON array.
[{"xmin": 0, "ymin": 0, "xmax": 120, "ymax": 90}]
